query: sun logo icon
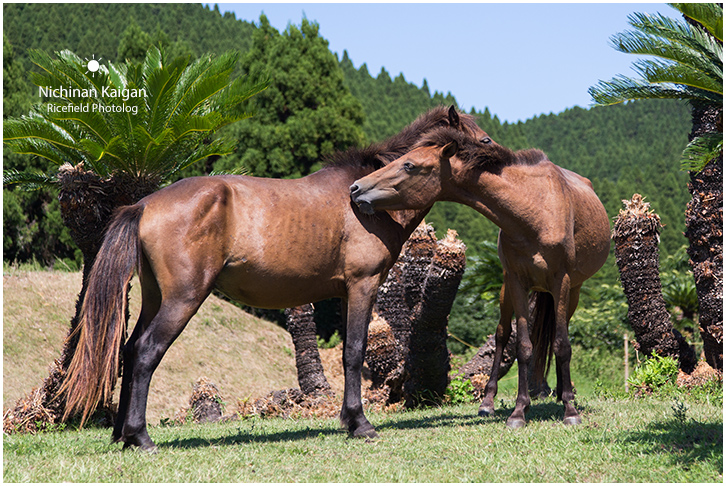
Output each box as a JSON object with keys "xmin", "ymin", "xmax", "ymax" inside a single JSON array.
[{"xmin": 84, "ymin": 55, "xmax": 102, "ymax": 76}]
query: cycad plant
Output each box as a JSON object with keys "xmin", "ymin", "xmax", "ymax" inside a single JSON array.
[
  {"xmin": 5, "ymin": 47, "xmax": 263, "ymax": 183},
  {"xmin": 589, "ymin": 2, "xmax": 722, "ymax": 172},
  {"xmin": 4, "ymin": 46, "xmax": 265, "ymax": 268},
  {"xmin": 590, "ymin": 3, "xmax": 723, "ymax": 371},
  {"xmin": 2, "ymin": 46, "xmax": 266, "ymax": 427}
]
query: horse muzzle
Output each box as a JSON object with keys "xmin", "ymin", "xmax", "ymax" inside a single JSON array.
[{"xmin": 350, "ymin": 183, "xmax": 376, "ymax": 215}]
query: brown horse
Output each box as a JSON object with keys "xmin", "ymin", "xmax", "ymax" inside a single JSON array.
[
  {"xmin": 60, "ymin": 106, "xmax": 488, "ymax": 451},
  {"xmin": 350, "ymin": 127, "xmax": 610, "ymax": 428}
]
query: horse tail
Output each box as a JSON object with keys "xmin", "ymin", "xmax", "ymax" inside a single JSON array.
[
  {"xmin": 530, "ymin": 291, "xmax": 556, "ymax": 394},
  {"xmin": 60, "ymin": 204, "xmax": 145, "ymax": 424}
]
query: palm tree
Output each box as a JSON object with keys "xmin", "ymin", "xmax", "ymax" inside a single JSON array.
[
  {"xmin": 285, "ymin": 304, "xmax": 332, "ymax": 397},
  {"xmin": 612, "ymin": 194, "xmax": 696, "ymax": 372},
  {"xmin": 3, "ymin": 46, "xmax": 266, "ymax": 426},
  {"xmin": 589, "ymin": 3, "xmax": 722, "ymax": 371}
]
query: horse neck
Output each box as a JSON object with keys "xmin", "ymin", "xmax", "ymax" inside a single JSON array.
[
  {"xmin": 390, "ymin": 207, "xmax": 432, "ymax": 239},
  {"xmin": 452, "ymin": 165, "xmax": 542, "ymax": 238}
]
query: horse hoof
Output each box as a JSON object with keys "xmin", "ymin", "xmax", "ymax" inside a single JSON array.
[
  {"xmin": 352, "ymin": 425, "xmax": 379, "ymax": 440},
  {"xmin": 141, "ymin": 445, "xmax": 159, "ymax": 454},
  {"xmin": 478, "ymin": 406, "xmax": 494, "ymax": 417},
  {"xmin": 506, "ymin": 417, "xmax": 526, "ymax": 429},
  {"xmin": 563, "ymin": 416, "xmax": 582, "ymax": 426},
  {"xmin": 122, "ymin": 442, "xmax": 158, "ymax": 454}
]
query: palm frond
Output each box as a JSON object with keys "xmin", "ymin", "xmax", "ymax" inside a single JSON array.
[
  {"xmin": 631, "ymin": 58, "xmax": 722, "ymax": 97},
  {"xmin": 670, "ymin": 3, "xmax": 723, "ymax": 42},
  {"xmin": 4, "ymin": 46, "xmax": 265, "ymax": 189},
  {"xmin": 3, "ymin": 168, "xmax": 59, "ymax": 190},
  {"xmin": 3, "ymin": 115, "xmax": 79, "ymax": 165},
  {"xmin": 681, "ymin": 132, "xmax": 723, "ymax": 172},
  {"xmin": 170, "ymin": 137, "xmax": 238, "ymax": 177},
  {"xmin": 589, "ymin": 76, "xmax": 694, "ymax": 105},
  {"xmin": 208, "ymin": 166, "xmax": 250, "ymax": 176},
  {"xmin": 613, "ymin": 25, "xmax": 722, "ymax": 82},
  {"xmin": 591, "ymin": 3, "xmax": 722, "ymax": 110}
]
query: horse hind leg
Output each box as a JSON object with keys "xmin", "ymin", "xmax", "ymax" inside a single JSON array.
[
  {"xmin": 555, "ymin": 283, "xmax": 581, "ymax": 426},
  {"xmin": 113, "ymin": 257, "xmax": 161, "ymax": 444},
  {"xmin": 118, "ymin": 292, "xmax": 210, "ymax": 451}
]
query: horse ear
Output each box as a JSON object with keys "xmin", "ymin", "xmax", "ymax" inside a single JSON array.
[
  {"xmin": 447, "ymin": 105, "xmax": 460, "ymax": 128},
  {"xmin": 442, "ymin": 140, "xmax": 458, "ymax": 159}
]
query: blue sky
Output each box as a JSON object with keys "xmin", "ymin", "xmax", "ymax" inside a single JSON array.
[{"xmin": 211, "ymin": 2, "xmax": 675, "ymax": 123}]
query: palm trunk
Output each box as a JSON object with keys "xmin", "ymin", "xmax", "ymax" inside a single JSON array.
[
  {"xmin": 365, "ymin": 223, "xmax": 466, "ymax": 406},
  {"xmin": 282, "ymin": 223, "xmax": 465, "ymax": 409},
  {"xmin": 403, "ymin": 229, "xmax": 466, "ymax": 407},
  {"xmin": 368, "ymin": 222, "xmax": 439, "ymax": 402},
  {"xmin": 613, "ymin": 194, "xmax": 697, "ymax": 372},
  {"xmin": 459, "ymin": 326, "xmax": 518, "ymax": 396},
  {"xmin": 285, "ymin": 304, "xmax": 332, "ymax": 396},
  {"xmin": 684, "ymin": 102, "xmax": 723, "ymax": 371}
]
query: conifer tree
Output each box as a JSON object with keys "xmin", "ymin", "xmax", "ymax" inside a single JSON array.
[{"xmin": 214, "ymin": 15, "xmax": 365, "ymax": 178}]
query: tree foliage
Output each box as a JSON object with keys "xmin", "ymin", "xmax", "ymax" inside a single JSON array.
[{"xmin": 213, "ymin": 15, "xmax": 365, "ymax": 178}]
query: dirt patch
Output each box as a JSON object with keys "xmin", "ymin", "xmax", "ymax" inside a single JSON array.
[{"xmin": 677, "ymin": 360, "xmax": 722, "ymax": 388}]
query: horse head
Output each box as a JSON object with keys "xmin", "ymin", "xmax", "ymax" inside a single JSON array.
[{"xmin": 350, "ymin": 127, "xmax": 512, "ymax": 214}]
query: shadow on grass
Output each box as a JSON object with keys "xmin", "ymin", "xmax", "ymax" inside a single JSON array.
[
  {"xmin": 160, "ymin": 423, "xmax": 341, "ymax": 450},
  {"xmin": 161, "ymin": 408, "xmax": 482, "ymax": 450},
  {"xmin": 159, "ymin": 400, "xmax": 584, "ymax": 450},
  {"xmin": 624, "ymin": 418, "xmax": 723, "ymax": 467}
]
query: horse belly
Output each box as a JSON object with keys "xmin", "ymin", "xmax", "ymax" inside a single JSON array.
[
  {"xmin": 216, "ymin": 219, "xmax": 347, "ymax": 308},
  {"xmin": 214, "ymin": 263, "xmax": 344, "ymax": 309}
]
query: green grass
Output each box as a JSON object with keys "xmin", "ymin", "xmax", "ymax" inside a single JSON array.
[{"xmin": 4, "ymin": 396, "xmax": 722, "ymax": 483}]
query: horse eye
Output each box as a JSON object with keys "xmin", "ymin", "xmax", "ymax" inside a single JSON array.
[
  {"xmin": 481, "ymin": 137, "xmax": 492, "ymax": 144},
  {"xmin": 403, "ymin": 162, "xmax": 416, "ymax": 173}
]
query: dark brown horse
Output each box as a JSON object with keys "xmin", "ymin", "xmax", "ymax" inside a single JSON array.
[
  {"xmin": 350, "ymin": 127, "xmax": 610, "ymax": 428},
  {"xmin": 60, "ymin": 106, "xmax": 488, "ymax": 451}
]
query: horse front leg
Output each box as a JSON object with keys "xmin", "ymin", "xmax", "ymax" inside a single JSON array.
[
  {"xmin": 505, "ymin": 280, "xmax": 532, "ymax": 429},
  {"xmin": 554, "ymin": 279, "xmax": 580, "ymax": 425},
  {"xmin": 340, "ymin": 279, "xmax": 379, "ymax": 438},
  {"xmin": 479, "ymin": 283, "xmax": 513, "ymax": 416}
]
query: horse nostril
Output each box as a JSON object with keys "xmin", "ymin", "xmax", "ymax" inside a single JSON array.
[{"xmin": 349, "ymin": 184, "xmax": 359, "ymax": 195}]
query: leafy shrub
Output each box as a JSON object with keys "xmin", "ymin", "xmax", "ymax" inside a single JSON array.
[
  {"xmin": 627, "ymin": 354, "xmax": 679, "ymax": 395},
  {"xmin": 444, "ymin": 377, "xmax": 476, "ymax": 405},
  {"xmin": 571, "ymin": 345, "xmax": 628, "ymax": 397},
  {"xmin": 317, "ymin": 330, "xmax": 342, "ymax": 349}
]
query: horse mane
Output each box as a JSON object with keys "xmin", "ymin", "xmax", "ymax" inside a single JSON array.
[
  {"xmin": 323, "ymin": 106, "xmax": 481, "ymax": 175},
  {"xmin": 415, "ymin": 127, "xmax": 517, "ymax": 168},
  {"xmin": 514, "ymin": 148, "xmax": 549, "ymax": 166},
  {"xmin": 415, "ymin": 127, "xmax": 551, "ymax": 170}
]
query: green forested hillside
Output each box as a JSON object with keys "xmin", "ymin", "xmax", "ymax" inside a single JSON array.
[
  {"xmin": 3, "ymin": 4, "xmax": 695, "ymax": 352},
  {"xmin": 2, "ymin": 3, "xmax": 254, "ymax": 72}
]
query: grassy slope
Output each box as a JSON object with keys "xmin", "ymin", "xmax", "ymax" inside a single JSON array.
[{"xmin": 3, "ymin": 269, "xmax": 298, "ymax": 423}]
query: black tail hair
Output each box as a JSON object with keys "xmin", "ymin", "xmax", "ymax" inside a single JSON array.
[{"xmin": 530, "ymin": 291, "xmax": 556, "ymax": 391}]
